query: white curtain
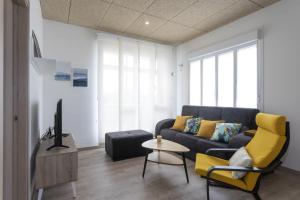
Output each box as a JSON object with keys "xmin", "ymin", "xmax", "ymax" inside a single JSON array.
[{"xmin": 98, "ymin": 34, "xmax": 174, "ymax": 143}]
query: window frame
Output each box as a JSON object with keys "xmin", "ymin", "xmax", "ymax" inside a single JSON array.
[{"xmin": 189, "ymin": 40, "xmax": 263, "ymax": 109}]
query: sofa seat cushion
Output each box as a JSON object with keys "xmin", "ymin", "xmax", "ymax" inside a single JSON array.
[
  {"xmin": 174, "ymin": 133, "xmax": 199, "ymax": 151},
  {"xmin": 195, "ymin": 153, "xmax": 247, "ymax": 190},
  {"xmin": 194, "ymin": 137, "xmax": 228, "ymax": 155},
  {"xmin": 161, "ymin": 129, "xmax": 229, "ymax": 158}
]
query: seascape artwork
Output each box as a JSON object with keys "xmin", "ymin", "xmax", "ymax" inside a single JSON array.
[{"xmin": 73, "ymin": 68, "xmax": 88, "ymax": 87}]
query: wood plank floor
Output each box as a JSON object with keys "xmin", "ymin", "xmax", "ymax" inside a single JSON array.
[{"xmin": 43, "ymin": 149, "xmax": 300, "ymax": 200}]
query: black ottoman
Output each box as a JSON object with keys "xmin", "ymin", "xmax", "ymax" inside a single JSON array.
[{"xmin": 105, "ymin": 130, "xmax": 153, "ymax": 161}]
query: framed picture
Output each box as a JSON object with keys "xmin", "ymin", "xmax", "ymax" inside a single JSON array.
[
  {"xmin": 55, "ymin": 61, "xmax": 71, "ymax": 81},
  {"xmin": 73, "ymin": 68, "xmax": 88, "ymax": 87}
]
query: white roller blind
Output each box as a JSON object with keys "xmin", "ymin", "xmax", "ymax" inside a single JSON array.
[
  {"xmin": 139, "ymin": 42, "xmax": 155, "ymax": 132},
  {"xmin": 120, "ymin": 40, "xmax": 139, "ymax": 131},
  {"xmin": 98, "ymin": 35, "xmax": 174, "ymax": 143},
  {"xmin": 98, "ymin": 37, "xmax": 119, "ymax": 143}
]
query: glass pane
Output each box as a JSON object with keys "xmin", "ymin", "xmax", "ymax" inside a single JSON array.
[
  {"xmin": 120, "ymin": 41, "xmax": 138, "ymax": 130},
  {"xmin": 189, "ymin": 61, "xmax": 201, "ymax": 105},
  {"xmin": 218, "ymin": 51, "xmax": 234, "ymax": 107},
  {"xmin": 103, "ymin": 52, "xmax": 118, "ymax": 66},
  {"xmin": 99, "ymin": 38, "xmax": 120, "ymax": 142},
  {"xmin": 139, "ymin": 43, "xmax": 155, "ymax": 132},
  {"xmin": 203, "ymin": 56, "xmax": 216, "ymax": 106},
  {"xmin": 237, "ymin": 44, "xmax": 257, "ymax": 108}
]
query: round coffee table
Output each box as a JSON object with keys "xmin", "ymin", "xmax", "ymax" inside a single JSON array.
[{"xmin": 141, "ymin": 139, "xmax": 190, "ymax": 183}]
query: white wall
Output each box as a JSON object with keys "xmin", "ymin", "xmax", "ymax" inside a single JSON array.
[
  {"xmin": 29, "ymin": 0, "xmax": 43, "ymax": 156},
  {"xmin": 43, "ymin": 20, "xmax": 98, "ymax": 148},
  {"xmin": 29, "ymin": 0, "xmax": 44, "ymax": 198},
  {"xmin": 0, "ymin": 0, "xmax": 3, "ymax": 198},
  {"xmin": 177, "ymin": 0, "xmax": 300, "ymax": 171}
]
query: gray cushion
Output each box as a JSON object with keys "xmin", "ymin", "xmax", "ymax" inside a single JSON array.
[
  {"xmin": 182, "ymin": 105, "xmax": 222, "ymax": 120},
  {"xmin": 221, "ymin": 107, "xmax": 259, "ymax": 129},
  {"xmin": 174, "ymin": 133, "xmax": 199, "ymax": 151},
  {"xmin": 161, "ymin": 129, "xmax": 229, "ymax": 158}
]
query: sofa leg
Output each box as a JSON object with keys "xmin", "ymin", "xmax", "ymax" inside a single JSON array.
[
  {"xmin": 253, "ymin": 192, "xmax": 262, "ymax": 200},
  {"xmin": 206, "ymin": 179, "xmax": 210, "ymax": 200}
]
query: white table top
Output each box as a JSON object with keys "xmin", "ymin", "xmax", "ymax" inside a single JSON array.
[{"xmin": 142, "ymin": 139, "xmax": 190, "ymax": 153}]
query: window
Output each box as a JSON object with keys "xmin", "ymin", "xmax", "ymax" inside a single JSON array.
[
  {"xmin": 218, "ymin": 51, "xmax": 234, "ymax": 107},
  {"xmin": 98, "ymin": 35, "xmax": 174, "ymax": 143},
  {"xmin": 189, "ymin": 42, "xmax": 259, "ymax": 108},
  {"xmin": 236, "ymin": 45, "xmax": 257, "ymax": 108},
  {"xmin": 189, "ymin": 60, "xmax": 201, "ymax": 105},
  {"xmin": 202, "ymin": 56, "xmax": 216, "ymax": 106}
]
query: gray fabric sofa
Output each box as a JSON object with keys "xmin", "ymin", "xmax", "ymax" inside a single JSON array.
[{"xmin": 155, "ymin": 106, "xmax": 259, "ymax": 160}]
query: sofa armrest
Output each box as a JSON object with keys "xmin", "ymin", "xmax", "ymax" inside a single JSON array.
[
  {"xmin": 229, "ymin": 133, "xmax": 253, "ymax": 148},
  {"xmin": 155, "ymin": 119, "xmax": 175, "ymax": 137}
]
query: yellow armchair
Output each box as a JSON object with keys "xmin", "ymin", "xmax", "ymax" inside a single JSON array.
[{"xmin": 195, "ymin": 113, "xmax": 289, "ymax": 200}]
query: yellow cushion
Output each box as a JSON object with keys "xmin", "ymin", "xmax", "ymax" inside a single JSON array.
[
  {"xmin": 244, "ymin": 113, "xmax": 287, "ymax": 190},
  {"xmin": 256, "ymin": 113, "xmax": 286, "ymax": 136},
  {"xmin": 243, "ymin": 172, "xmax": 260, "ymax": 191},
  {"xmin": 197, "ymin": 120, "xmax": 225, "ymax": 138},
  {"xmin": 246, "ymin": 129, "xmax": 286, "ymax": 168},
  {"xmin": 171, "ymin": 116, "xmax": 192, "ymax": 131},
  {"xmin": 195, "ymin": 153, "xmax": 247, "ymax": 190}
]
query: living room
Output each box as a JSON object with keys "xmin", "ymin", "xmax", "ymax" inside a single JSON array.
[{"xmin": 1, "ymin": 0, "xmax": 300, "ymax": 200}]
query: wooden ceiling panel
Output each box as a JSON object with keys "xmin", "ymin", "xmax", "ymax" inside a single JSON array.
[
  {"xmin": 172, "ymin": 0, "xmax": 239, "ymax": 27},
  {"xmin": 125, "ymin": 14, "xmax": 166, "ymax": 36},
  {"xmin": 144, "ymin": 0, "xmax": 197, "ymax": 20},
  {"xmin": 100, "ymin": 4, "xmax": 141, "ymax": 32},
  {"xmin": 251, "ymin": 0, "xmax": 280, "ymax": 7},
  {"xmin": 40, "ymin": 0, "xmax": 282, "ymax": 44},
  {"xmin": 113, "ymin": 0, "xmax": 154, "ymax": 11},
  {"xmin": 69, "ymin": 0, "xmax": 110, "ymax": 28},
  {"xmin": 195, "ymin": 0, "xmax": 260, "ymax": 32},
  {"xmin": 40, "ymin": 0, "xmax": 70, "ymax": 23},
  {"xmin": 151, "ymin": 22, "xmax": 204, "ymax": 44}
]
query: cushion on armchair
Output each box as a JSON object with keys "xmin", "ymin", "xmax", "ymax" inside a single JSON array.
[{"xmin": 229, "ymin": 147, "xmax": 253, "ymax": 179}]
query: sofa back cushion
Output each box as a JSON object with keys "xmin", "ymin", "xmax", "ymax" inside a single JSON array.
[
  {"xmin": 182, "ymin": 106, "xmax": 222, "ymax": 120},
  {"xmin": 181, "ymin": 106, "xmax": 259, "ymax": 130},
  {"xmin": 221, "ymin": 107, "xmax": 259, "ymax": 129}
]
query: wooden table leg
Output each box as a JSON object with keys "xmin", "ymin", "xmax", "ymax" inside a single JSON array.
[
  {"xmin": 71, "ymin": 182, "xmax": 77, "ymax": 198},
  {"xmin": 142, "ymin": 152, "xmax": 149, "ymax": 178},
  {"xmin": 38, "ymin": 188, "xmax": 43, "ymax": 200},
  {"xmin": 182, "ymin": 153, "xmax": 189, "ymax": 183}
]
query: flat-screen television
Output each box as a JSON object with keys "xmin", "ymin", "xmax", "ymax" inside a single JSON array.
[{"xmin": 47, "ymin": 99, "xmax": 69, "ymax": 150}]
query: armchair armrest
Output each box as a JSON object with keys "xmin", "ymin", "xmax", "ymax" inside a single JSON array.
[
  {"xmin": 207, "ymin": 160, "xmax": 283, "ymax": 179},
  {"xmin": 207, "ymin": 165, "xmax": 262, "ymax": 180},
  {"xmin": 155, "ymin": 118, "xmax": 175, "ymax": 137},
  {"xmin": 206, "ymin": 148, "xmax": 239, "ymax": 156}
]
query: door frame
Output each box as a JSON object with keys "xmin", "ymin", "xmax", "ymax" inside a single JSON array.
[{"xmin": 3, "ymin": 0, "xmax": 30, "ymax": 199}]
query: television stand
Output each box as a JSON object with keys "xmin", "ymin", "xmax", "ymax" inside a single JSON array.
[{"xmin": 36, "ymin": 134, "xmax": 78, "ymax": 200}]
